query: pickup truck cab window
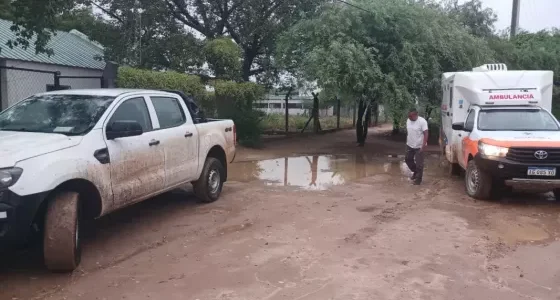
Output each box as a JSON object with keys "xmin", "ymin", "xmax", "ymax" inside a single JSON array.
[
  {"xmin": 107, "ymin": 97, "xmax": 153, "ymax": 132},
  {"xmin": 151, "ymin": 96, "xmax": 186, "ymax": 129},
  {"xmin": 0, "ymin": 94, "xmax": 114, "ymax": 135}
]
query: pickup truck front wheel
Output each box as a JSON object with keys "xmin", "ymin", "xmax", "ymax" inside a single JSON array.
[
  {"xmin": 465, "ymin": 160, "xmax": 493, "ymax": 200},
  {"xmin": 194, "ymin": 158, "xmax": 224, "ymax": 203},
  {"xmin": 43, "ymin": 191, "xmax": 82, "ymax": 272}
]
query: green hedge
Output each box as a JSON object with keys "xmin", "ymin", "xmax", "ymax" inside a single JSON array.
[
  {"xmin": 116, "ymin": 67, "xmax": 214, "ymax": 112},
  {"xmin": 117, "ymin": 68, "xmax": 266, "ymax": 146},
  {"xmin": 214, "ymin": 80, "xmax": 265, "ymax": 146}
]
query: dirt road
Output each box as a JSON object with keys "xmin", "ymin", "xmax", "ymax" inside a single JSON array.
[{"xmin": 2, "ymin": 128, "xmax": 560, "ymax": 300}]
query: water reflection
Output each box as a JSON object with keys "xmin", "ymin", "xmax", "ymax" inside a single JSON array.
[{"xmin": 229, "ymin": 155, "xmax": 428, "ymax": 190}]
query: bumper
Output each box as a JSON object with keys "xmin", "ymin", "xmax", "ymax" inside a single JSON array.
[
  {"xmin": 0, "ymin": 189, "xmax": 49, "ymax": 248},
  {"xmin": 474, "ymin": 154, "xmax": 560, "ymax": 188}
]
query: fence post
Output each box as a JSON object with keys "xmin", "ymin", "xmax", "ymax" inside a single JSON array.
[
  {"xmin": 336, "ymin": 96, "xmax": 341, "ymax": 129},
  {"xmin": 285, "ymin": 94, "xmax": 289, "ymax": 133},
  {"xmin": 284, "ymin": 87, "xmax": 293, "ymax": 133},
  {"xmin": 54, "ymin": 71, "xmax": 61, "ymax": 90}
]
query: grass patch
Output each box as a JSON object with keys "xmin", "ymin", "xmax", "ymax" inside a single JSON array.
[{"xmin": 261, "ymin": 114, "xmax": 354, "ymax": 132}]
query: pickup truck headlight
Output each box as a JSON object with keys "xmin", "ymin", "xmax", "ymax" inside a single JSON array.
[
  {"xmin": 478, "ymin": 142, "xmax": 509, "ymax": 157},
  {"xmin": 0, "ymin": 168, "xmax": 23, "ymax": 190}
]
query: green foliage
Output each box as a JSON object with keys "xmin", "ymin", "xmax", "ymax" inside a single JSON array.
[
  {"xmin": 214, "ymin": 81, "xmax": 266, "ymax": 146},
  {"xmin": 116, "ymin": 67, "xmax": 206, "ymax": 100},
  {"xmin": 3, "ymin": 0, "xmax": 75, "ymax": 55},
  {"xmin": 203, "ymin": 38, "xmax": 242, "ymax": 80},
  {"xmin": 277, "ymin": 0, "xmax": 494, "ymax": 130}
]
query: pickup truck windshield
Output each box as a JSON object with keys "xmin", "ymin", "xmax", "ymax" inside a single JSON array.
[
  {"xmin": 478, "ymin": 109, "xmax": 560, "ymax": 131},
  {"xmin": 0, "ymin": 94, "xmax": 114, "ymax": 135}
]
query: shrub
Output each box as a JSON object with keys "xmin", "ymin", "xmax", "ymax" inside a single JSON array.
[
  {"xmin": 214, "ymin": 81, "xmax": 266, "ymax": 146},
  {"xmin": 116, "ymin": 67, "xmax": 210, "ymax": 110}
]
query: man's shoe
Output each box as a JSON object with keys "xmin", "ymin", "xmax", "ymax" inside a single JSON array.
[
  {"xmin": 413, "ymin": 179, "xmax": 422, "ymax": 185},
  {"xmin": 410, "ymin": 173, "xmax": 417, "ymax": 181}
]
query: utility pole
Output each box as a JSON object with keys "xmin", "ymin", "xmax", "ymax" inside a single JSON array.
[{"xmin": 510, "ymin": 0, "xmax": 521, "ymax": 38}]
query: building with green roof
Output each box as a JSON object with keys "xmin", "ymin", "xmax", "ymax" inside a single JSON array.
[{"xmin": 0, "ymin": 18, "xmax": 110, "ymax": 109}]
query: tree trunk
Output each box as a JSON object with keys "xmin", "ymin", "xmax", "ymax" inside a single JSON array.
[
  {"xmin": 311, "ymin": 92, "xmax": 322, "ymax": 133},
  {"xmin": 362, "ymin": 103, "xmax": 372, "ymax": 145},
  {"xmin": 241, "ymin": 50, "xmax": 256, "ymax": 82},
  {"xmin": 356, "ymin": 98, "xmax": 370, "ymax": 147},
  {"xmin": 392, "ymin": 118, "xmax": 400, "ymax": 135},
  {"xmin": 356, "ymin": 98, "xmax": 366, "ymax": 143},
  {"xmin": 372, "ymin": 102, "xmax": 379, "ymax": 127},
  {"xmin": 285, "ymin": 87, "xmax": 293, "ymax": 133}
]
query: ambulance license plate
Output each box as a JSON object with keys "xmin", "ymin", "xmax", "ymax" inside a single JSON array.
[{"xmin": 527, "ymin": 167, "xmax": 556, "ymax": 176}]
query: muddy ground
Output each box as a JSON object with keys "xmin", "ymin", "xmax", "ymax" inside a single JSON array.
[{"xmin": 2, "ymin": 127, "xmax": 560, "ymax": 300}]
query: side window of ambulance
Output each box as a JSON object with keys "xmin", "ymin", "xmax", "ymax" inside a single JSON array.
[{"xmin": 465, "ymin": 110, "xmax": 475, "ymax": 131}]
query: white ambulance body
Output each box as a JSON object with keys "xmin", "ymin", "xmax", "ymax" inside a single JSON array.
[{"xmin": 440, "ymin": 64, "xmax": 559, "ymax": 199}]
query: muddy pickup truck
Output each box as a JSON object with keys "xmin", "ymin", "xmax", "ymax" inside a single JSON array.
[{"xmin": 0, "ymin": 89, "xmax": 236, "ymax": 272}]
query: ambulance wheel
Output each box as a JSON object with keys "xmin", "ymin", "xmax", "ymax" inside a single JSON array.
[{"xmin": 465, "ymin": 160, "xmax": 492, "ymax": 200}]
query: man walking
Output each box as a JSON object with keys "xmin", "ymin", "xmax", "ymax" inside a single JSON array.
[{"xmin": 405, "ymin": 108, "xmax": 429, "ymax": 185}]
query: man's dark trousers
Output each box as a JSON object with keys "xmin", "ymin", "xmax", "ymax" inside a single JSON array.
[{"xmin": 405, "ymin": 146, "xmax": 424, "ymax": 183}]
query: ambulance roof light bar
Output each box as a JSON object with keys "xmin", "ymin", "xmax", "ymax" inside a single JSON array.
[{"xmin": 472, "ymin": 64, "xmax": 508, "ymax": 72}]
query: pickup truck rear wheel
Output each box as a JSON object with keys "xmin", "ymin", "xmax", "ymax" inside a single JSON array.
[
  {"xmin": 194, "ymin": 157, "xmax": 224, "ymax": 203},
  {"xmin": 465, "ymin": 160, "xmax": 493, "ymax": 200},
  {"xmin": 43, "ymin": 191, "xmax": 81, "ymax": 272}
]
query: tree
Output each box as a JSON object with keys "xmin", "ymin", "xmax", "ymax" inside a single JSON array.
[
  {"xmin": 0, "ymin": 0, "xmax": 13, "ymax": 21},
  {"xmin": 78, "ymin": 0, "xmax": 205, "ymax": 73},
  {"xmin": 277, "ymin": 0, "xmax": 494, "ymax": 143},
  {"xmin": 440, "ymin": 0, "xmax": 498, "ymax": 38},
  {"xmin": 3, "ymin": 0, "xmax": 75, "ymax": 55},
  {"xmin": 203, "ymin": 37, "xmax": 242, "ymax": 80},
  {"xmin": 166, "ymin": 0, "xmax": 325, "ymax": 81}
]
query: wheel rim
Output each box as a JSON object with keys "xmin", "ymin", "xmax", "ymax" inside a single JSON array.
[
  {"xmin": 467, "ymin": 166, "xmax": 480, "ymax": 194},
  {"xmin": 75, "ymin": 217, "xmax": 79, "ymax": 250},
  {"xmin": 208, "ymin": 169, "xmax": 221, "ymax": 194}
]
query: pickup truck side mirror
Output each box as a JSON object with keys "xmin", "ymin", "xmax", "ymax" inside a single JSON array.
[
  {"xmin": 106, "ymin": 120, "xmax": 143, "ymax": 140},
  {"xmin": 452, "ymin": 122, "xmax": 466, "ymax": 131}
]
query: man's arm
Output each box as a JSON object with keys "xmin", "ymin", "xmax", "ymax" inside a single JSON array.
[{"xmin": 422, "ymin": 120, "xmax": 429, "ymax": 151}]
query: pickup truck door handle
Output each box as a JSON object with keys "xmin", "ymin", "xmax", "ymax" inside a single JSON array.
[
  {"xmin": 185, "ymin": 132, "xmax": 193, "ymax": 138},
  {"xmin": 225, "ymin": 127, "xmax": 232, "ymax": 132},
  {"xmin": 149, "ymin": 140, "xmax": 160, "ymax": 146}
]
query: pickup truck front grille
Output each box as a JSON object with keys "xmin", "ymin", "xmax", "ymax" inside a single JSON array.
[{"xmin": 507, "ymin": 148, "xmax": 560, "ymax": 164}]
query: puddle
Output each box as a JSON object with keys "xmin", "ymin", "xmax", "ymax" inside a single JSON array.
[{"xmin": 229, "ymin": 155, "xmax": 444, "ymax": 190}]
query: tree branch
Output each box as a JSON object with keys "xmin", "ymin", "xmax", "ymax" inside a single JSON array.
[{"xmin": 87, "ymin": 0, "xmax": 125, "ymax": 24}]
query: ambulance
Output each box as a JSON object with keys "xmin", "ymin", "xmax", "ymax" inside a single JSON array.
[{"xmin": 440, "ymin": 64, "xmax": 558, "ymax": 199}]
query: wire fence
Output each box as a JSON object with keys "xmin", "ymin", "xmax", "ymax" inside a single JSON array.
[
  {"xmin": 256, "ymin": 98, "xmax": 388, "ymax": 134},
  {"xmin": 0, "ymin": 65, "xmax": 106, "ymax": 111}
]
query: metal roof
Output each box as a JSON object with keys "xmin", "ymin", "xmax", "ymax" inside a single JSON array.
[{"xmin": 0, "ymin": 18, "xmax": 105, "ymax": 70}]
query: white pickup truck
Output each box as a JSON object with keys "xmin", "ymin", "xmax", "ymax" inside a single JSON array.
[{"xmin": 0, "ymin": 89, "xmax": 236, "ymax": 272}]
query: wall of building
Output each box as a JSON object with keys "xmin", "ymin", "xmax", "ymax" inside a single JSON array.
[{"xmin": 1, "ymin": 59, "xmax": 103, "ymax": 109}]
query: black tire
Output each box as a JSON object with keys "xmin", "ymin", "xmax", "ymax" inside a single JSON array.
[
  {"xmin": 43, "ymin": 191, "xmax": 81, "ymax": 272},
  {"xmin": 193, "ymin": 157, "xmax": 225, "ymax": 203},
  {"xmin": 465, "ymin": 160, "xmax": 493, "ymax": 200}
]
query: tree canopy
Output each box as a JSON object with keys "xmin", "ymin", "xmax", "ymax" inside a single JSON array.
[{"xmin": 3, "ymin": 0, "xmax": 560, "ymax": 137}]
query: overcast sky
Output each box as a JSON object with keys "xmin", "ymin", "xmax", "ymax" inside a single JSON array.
[{"xmin": 469, "ymin": 0, "xmax": 560, "ymax": 32}]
